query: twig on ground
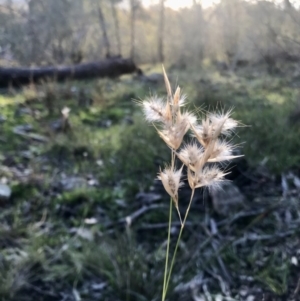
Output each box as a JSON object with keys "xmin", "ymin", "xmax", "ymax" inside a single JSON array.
[
  {"xmin": 104, "ymin": 204, "xmax": 167, "ymax": 228},
  {"xmin": 293, "ymin": 277, "xmax": 300, "ymax": 297}
]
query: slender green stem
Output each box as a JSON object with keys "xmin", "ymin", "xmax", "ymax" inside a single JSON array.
[
  {"xmin": 163, "ymin": 189, "xmax": 195, "ymax": 298},
  {"xmin": 175, "ymin": 206, "xmax": 183, "ymax": 226},
  {"xmin": 162, "ymin": 149, "xmax": 176, "ymax": 301},
  {"xmin": 162, "ymin": 198, "xmax": 173, "ymax": 300},
  {"xmin": 125, "ymin": 226, "xmax": 132, "ymax": 301}
]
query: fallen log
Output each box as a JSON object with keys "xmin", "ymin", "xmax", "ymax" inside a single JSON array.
[{"xmin": 0, "ymin": 57, "xmax": 138, "ymax": 88}]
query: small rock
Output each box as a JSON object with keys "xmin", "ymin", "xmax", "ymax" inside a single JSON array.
[
  {"xmin": 61, "ymin": 177, "xmax": 87, "ymax": 191},
  {"xmin": 88, "ymin": 178, "xmax": 98, "ymax": 186},
  {"xmin": 0, "ymin": 177, "xmax": 8, "ymax": 184},
  {"xmin": 96, "ymin": 160, "xmax": 103, "ymax": 167},
  {"xmin": 291, "ymin": 256, "xmax": 298, "ymax": 266},
  {"xmin": 239, "ymin": 290, "xmax": 248, "ymax": 297},
  {"xmin": 211, "ymin": 182, "xmax": 245, "ymax": 215},
  {"xmin": 0, "ymin": 183, "xmax": 11, "ymax": 200},
  {"xmin": 73, "ymin": 228, "xmax": 93, "ymax": 241},
  {"xmin": 84, "ymin": 218, "xmax": 97, "ymax": 225},
  {"xmin": 91, "ymin": 282, "xmax": 107, "ymax": 291}
]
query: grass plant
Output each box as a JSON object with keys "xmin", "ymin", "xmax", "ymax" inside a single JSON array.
[{"xmin": 139, "ymin": 67, "xmax": 242, "ymax": 300}]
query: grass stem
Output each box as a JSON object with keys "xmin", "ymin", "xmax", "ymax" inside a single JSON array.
[
  {"xmin": 162, "ymin": 149, "xmax": 176, "ymax": 301},
  {"xmin": 163, "ymin": 189, "xmax": 195, "ymax": 298}
]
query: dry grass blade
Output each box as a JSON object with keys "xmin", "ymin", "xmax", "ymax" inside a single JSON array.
[{"xmin": 162, "ymin": 66, "xmax": 172, "ymax": 99}]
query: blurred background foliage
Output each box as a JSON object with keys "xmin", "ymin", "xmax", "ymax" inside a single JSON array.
[
  {"xmin": 0, "ymin": 0, "xmax": 300, "ymax": 68},
  {"xmin": 0, "ymin": 0, "xmax": 300, "ymax": 300}
]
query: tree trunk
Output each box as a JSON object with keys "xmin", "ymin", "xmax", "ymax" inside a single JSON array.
[
  {"xmin": 110, "ymin": 0, "xmax": 122, "ymax": 56},
  {"xmin": 27, "ymin": 0, "xmax": 41, "ymax": 64},
  {"xmin": 130, "ymin": 0, "xmax": 137, "ymax": 60},
  {"xmin": 157, "ymin": 0, "xmax": 165, "ymax": 63},
  {"xmin": 0, "ymin": 58, "xmax": 138, "ymax": 88},
  {"xmin": 193, "ymin": 0, "xmax": 204, "ymax": 61},
  {"xmin": 97, "ymin": 1, "xmax": 111, "ymax": 58}
]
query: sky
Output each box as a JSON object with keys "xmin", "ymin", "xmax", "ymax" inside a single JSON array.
[
  {"xmin": 141, "ymin": 0, "xmax": 300, "ymax": 10},
  {"xmin": 0, "ymin": 0, "xmax": 297, "ymax": 11},
  {"xmin": 142, "ymin": 0, "xmax": 220, "ymax": 9}
]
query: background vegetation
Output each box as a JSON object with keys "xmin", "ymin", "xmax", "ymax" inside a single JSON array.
[
  {"xmin": 0, "ymin": 0, "xmax": 300, "ymax": 300},
  {"xmin": 1, "ymin": 0, "xmax": 300, "ymax": 67}
]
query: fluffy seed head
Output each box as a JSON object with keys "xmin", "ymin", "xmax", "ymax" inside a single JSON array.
[
  {"xmin": 187, "ymin": 165, "xmax": 228, "ymax": 190},
  {"xmin": 190, "ymin": 110, "xmax": 238, "ymax": 147},
  {"xmin": 179, "ymin": 111, "xmax": 197, "ymax": 126},
  {"xmin": 140, "ymin": 68, "xmax": 242, "ymax": 197},
  {"xmin": 177, "ymin": 143, "xmax": 204, "ymax": 171},
  {"xmin": 157, "ymin": 113, "xmax": 192, "ymax": 149},
  {"xmin": 172, "ymin": 87, "xmax": 187, "ymax": 116},
  {"xmin": 207, "ymin": 140, "xmax": 242, "ymax": 162},
  {"xmin": 190, "ymin": 119, "xmax": 211, "ymax": 147},
  {"xmin": 157, "ymin": 166, "xmax": 183, "ymax": 207},
  {"xmin": 142, "ymin": 96, "xmax": 169, "ymax": 123},
  {"xmin": 208, "ymin": 111, "xmax": 238, "ymax": 136}
]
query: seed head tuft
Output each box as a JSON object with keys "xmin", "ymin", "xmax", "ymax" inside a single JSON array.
[
  {"xmin": 207, "ymin": 140, "xmax": 242, "ymax": 162},
  {"xmin": 142, "ymin": 96, "xmax": 167, "ymax": 123},
  {"xmin": 157, "ymin": 115, "xmax": 190, "ymax": 150},
  {"xmin": 157, "ymin": 166, "xmax": 183, "ymax": 207},
  {"xmin": 187, "ymin": 165, "xmax": 228, "ymax": 190},
  {"xmin": 208, "ymin": 111, "xmax": 238, "ymax": 136},
  {"xmin": 177, "ymin": 143, "xmax": 204, "ymax": 171}
]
